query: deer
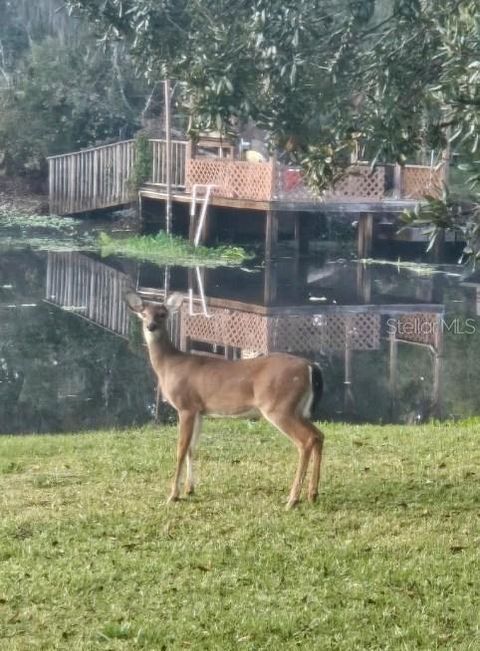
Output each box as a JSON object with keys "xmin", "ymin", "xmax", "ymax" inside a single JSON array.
[{"xmin": 126, "ymin": 291, "xmax": 324, "ymax": 509}]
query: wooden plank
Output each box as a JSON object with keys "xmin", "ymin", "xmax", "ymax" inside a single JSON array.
[
  {"xmin": 48, "ymin": 159, "xmax": 54, "ymax": 214},
  {"xmin": 357, "ymin": 213, "xmax": 374, "ymax": 258},
  {"xmin": 265, "ymin": 210, "xmax": 279, "ymax": 260}
]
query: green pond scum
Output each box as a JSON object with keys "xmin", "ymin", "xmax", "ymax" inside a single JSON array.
[{"xmin": 98, "ymin": 231, "xmax": 252, "ymax": 267}]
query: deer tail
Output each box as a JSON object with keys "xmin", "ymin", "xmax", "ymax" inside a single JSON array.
[{"xmin": 310, "ymin": 363, "xmax": 323, "ymax": 418}]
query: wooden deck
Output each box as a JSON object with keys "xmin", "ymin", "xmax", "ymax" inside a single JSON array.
[
  {"xmin": 140, "ymin": 183, "xmax": 423, "ymax": 214},
  {"xmin": 48, "ymin": 138, "xmax": 445, "ymax": 216}
]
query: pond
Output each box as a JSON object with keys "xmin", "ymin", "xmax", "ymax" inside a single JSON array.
[{"xmin": 1, "ymin": 213, "xmax": 479, "ymax": 433}]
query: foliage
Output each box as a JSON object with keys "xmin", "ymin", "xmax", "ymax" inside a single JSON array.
[
  {"xmin": 127, "ymin": 134, "xmax": 152, "ymax": 193},
  {"xmin": 65, "ymin": 2, "xmax": 475, "ymax": 169},
  {"xmin": 99, "ymin": 231, "xmax": 252, "ymax": 266},
  {"xmin": 403, "ymin": 187, "xmax": 480, "ymax": 263},
  {"xmin": 65, "ymin": 0, "xmax": 480, "ymax": 251},
  {"xmin": 0, "ymin": 421, "xmax": 479, "ymax": 648},
  {"xmin": 0, "ymin": 2, "xmax": 148, "ymax": 178}
]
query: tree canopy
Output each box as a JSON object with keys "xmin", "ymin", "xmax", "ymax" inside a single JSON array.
[
  {"xmin": 0, "ymin": 0, "xmax": 148, "ymax": 177},
  {"xmin": 65, "ymin": 1, "xmax": 479, "ymax": 186}
]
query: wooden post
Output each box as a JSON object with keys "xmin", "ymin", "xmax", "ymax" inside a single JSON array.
[
  {"xmin": 356, "ymin": 263, "xmax": 372, "ymax": 303},
  {"xmin": 388, "ymin": 330, "xmax": 398, "ymax": 420},
  {"xmin": 393, "ymin": 163, "xmax": 403, "ymax": 199},
  {"xmin": 265, "ymin": 209, "xmax": 279, "ymax": 260},
  {"xmin": 164, "ymin": 79, "xmax": 173, "ymax": 234},
  {"xmin": 48, "ymin": 158, "xmax": 54, "ymax": 215},
  {"xmin": 357, "ymin": 213, "xmax": 373, "ymax": 258},
  {"xmin": 432, "ymin": 314, "xmax": 444, "ymax": 419},
  {"xmin": 430, "ymin": 229, "xmax": 445, "ymax": 262},
  {"xmin": 344, "ymin": 317, "xmax": 354, "ymax": 414},
  {"xmin": 263, "ymin": 259, "xmax": 278, "ymax": 304},
  {"xmin": 293, "ymin": 212, "xmax": 309, "ymax": 255}
]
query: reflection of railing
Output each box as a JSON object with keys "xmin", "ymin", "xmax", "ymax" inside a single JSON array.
[
  {"xmin": 181, "ymin": 306, "xmax": 382, "ymax": 356},
  {"xmin": 45, "ymin": 252, "xmax": 131, "ymax": 337}
]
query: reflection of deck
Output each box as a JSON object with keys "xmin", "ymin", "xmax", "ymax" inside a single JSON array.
[
  {"xmin": 45, "ymin": 252, "xmax": 446, "ymax": 419},
  {"xmin": 45, "ymin": 252, "xmax": 131, "ymax": 337}
]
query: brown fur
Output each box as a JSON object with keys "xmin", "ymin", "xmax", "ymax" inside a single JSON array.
[{"xmin": 127, "ymin": 293, "xmax": 324, "ymax": 509}]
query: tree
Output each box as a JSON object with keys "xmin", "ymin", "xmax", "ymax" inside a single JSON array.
[
  {"xmin": 0, "ymin": 0, "xmax": 149, "ymax": 178},
  {"xmin": 65, "ymin": 0, "xmax": 480, "ymax": 256}
]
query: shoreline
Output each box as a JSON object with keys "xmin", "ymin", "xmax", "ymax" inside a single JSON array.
[{"xmin": 0, "ymin": 176, "xmax": 49, "ymax": 215}]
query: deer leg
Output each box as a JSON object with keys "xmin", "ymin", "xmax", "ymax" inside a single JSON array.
[
  {"xmin": 307, "ymin": 427, "xmax": 324, "ymax": 503},
  {"xmin": 263, "ymin": 411, "xmax": 323, "ymax": 509},
  {"xmin": 168, "ymin": 410, "xmax": 197, "ymax": 503},
  {"xmin": 185, "ymin": 414, "xmax": 202, "ymax": 495}
]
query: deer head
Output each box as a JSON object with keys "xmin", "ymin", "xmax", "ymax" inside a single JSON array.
[{"xmin": 125, "ymin": 292, "xmax": 183, "ymax": 335}]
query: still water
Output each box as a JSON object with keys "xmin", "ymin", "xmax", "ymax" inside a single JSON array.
[{"xmin": 1, "ymin": 217, "xmax": 480, "ymax": 433}]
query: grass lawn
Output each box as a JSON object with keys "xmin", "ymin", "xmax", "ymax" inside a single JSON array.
[{"xmin": 0, "ymin": 420, "xmax": 479, "ymax": 650}]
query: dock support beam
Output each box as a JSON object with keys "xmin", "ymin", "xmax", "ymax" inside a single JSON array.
[
  {"xmin": 357, "ymin": 213, "xmax": 373, "ymax": 258},
  {"xmin": 293, "ymin": 212, "xmax": 309, "ymax": 255},
  {"xmin": 265, "ymin": 210, "xmax": 279, "ymax": 260}
]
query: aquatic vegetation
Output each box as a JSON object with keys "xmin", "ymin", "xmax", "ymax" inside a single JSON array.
[
  {"xmin": 0, "ymin": 209, "xmax": 97, "ymax": 252},
  {"xmin": 359, "ymin": 257, "xmax": 463, "ymax": 277},
  {"xmin": 99, "ymin": 231, "xmax": 252, "ymax": 267},
  {"xmin": 0, "ymin": 209, "xmax": 79, "ymax": 231},
  {"xmin": 0, "ymin": 234, "xmax": 97, "ymax": 253}
]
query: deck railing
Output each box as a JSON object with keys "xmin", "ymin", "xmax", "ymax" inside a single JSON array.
[
  {"xmin": 185, "ymin": 159, "xmax": 275, "ymax": 202},
  {"xmin": 151, "ymin": 139, "xmax": 188, "ymax": 188},
  {"xmin": 48, "ymin": 137, "xmax": 445, "ymax": 215},
  {"xmin": 48, "ymin": 138, "xmax": 188, "ymax": 215},
  {"xmin": 273, "ymin": 162, "xmax": 444, "ymax": 204},
  {"xmin": 48, "ymin": 140, "xmax": 137, "ymax": 215}
]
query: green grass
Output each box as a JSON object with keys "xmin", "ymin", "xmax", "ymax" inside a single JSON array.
[
  {"xmin": 99, "ymin": 231, "xmax": 252, "ymax": 267},
  {"xmin": 0, "ymin": 420, "xmax": 479, "ymax": 650}
]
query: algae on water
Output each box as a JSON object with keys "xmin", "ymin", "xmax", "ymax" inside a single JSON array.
[{"xmin": 99, "ymin": 231, "xmax": 252, "ymax": 267}]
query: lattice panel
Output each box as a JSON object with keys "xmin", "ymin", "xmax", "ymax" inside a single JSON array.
[
  {"xmin": 186, "ymin": 159, "xmax": 274, "ymax": 201},
  {"xmin": 181, "ymin": 307, "xmax": 269, "ymax": 351},
  {"xmin": 181, "ymin": 308, "xmax": 381, "ymax": 355},
  {"xmin": 403, "ymin": 165, "xmax": 443, "ymax": 199},
  {"xmin": 395, "ymin": 313, "xmax": 440, "ymax": 347},
  {"xmin": 273, "ymin": 167, "xmax": 321, "ymax": 202},
  {"xmin": 326, "ymin": 165, "xmax": 386, "ymax": 200},
  {"xmin": 274, "ymin": 164, "xmax": 386, "ymax": 202}
]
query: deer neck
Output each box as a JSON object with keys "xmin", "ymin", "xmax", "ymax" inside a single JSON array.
[{"xmin": 143, "ymin": 326, "xmax": 178, "ymax": 370}]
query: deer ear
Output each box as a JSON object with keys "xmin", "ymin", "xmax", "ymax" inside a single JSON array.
[
  {"xmin": 165, "ymin": 292, "xmax": 184, "ymax": 311},
  {"xmin": 125, "ymin": 292, "xmax": 144, "ymax": 314}
]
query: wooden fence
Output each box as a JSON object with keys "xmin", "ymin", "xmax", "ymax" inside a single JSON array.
[
  {"xmin": 151, "ymin": 139, "xmax": 188, "ymax": 188},
  {"xmin": 48, "ymin": 140, "xmax": 136, "ymax": 215},
  {"xmin": 48, "ymin": 139, "xmax": 188, "ymax": 215},
  {"xmin": 185, "ymin": 159, "xmax": 275, "ymax": 202},
  {"xmin": 48, "ymin": 137, "xmax": 445, "ymax": 215}
]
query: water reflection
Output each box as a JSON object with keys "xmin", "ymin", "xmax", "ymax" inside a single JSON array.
[{"xmin": 1, "ymin": 246, "xmax": 479, "ymax": 433}]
